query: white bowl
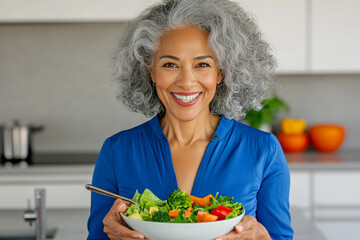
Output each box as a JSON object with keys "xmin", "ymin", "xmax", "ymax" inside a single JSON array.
[{"xmin": 121, "ymin": 211, "xmax": 245, "ymax": 240}]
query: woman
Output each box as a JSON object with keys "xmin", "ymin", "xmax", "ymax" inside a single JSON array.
[{"xmin": 87, "ymin": 0, "xmax": 293, "ymax": 239}]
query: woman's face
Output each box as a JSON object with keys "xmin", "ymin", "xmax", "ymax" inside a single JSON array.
[{"xmin": 150, "ymin": 26, "xmax": 222, "ymax": 122}]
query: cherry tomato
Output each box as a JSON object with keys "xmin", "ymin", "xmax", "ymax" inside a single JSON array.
[{"xmin": 210, "ymin": 205, "xmax": 233, "ymax": 220}]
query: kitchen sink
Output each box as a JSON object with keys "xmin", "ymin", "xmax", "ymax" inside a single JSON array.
[{"xmin": 0, "ymin": 228, "xmax": 57, "ymax": 240}]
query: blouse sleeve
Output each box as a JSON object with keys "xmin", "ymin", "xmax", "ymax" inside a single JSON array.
[
  {"xmin": 256, "ymin": 134, "xmax": 294, "ymax": 240},
  {"xmin": 87, "ymin": 137, "xmax": 117, "ymax": 240}
]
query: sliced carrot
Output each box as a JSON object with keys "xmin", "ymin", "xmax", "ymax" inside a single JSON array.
[
  {"xmin": 189, "ymin": 195, "xmax": 202, "ymax": 206},
  {"xmin": 197, "ymin": 211, "xmax": 218, "ymax": 222},
  {"xmin": 168, "ymin": 209, "xmax": 180, "ymax": 218},
  {"xmin": 168, "ymin": 209, "xmax": 192, "ymax": 218},
  {"xmin": 203, "ymin": 213, "xmax": 218, "ymax": 222},
  {"xmin": 198, "ymin": 194, "xmax": 215, "ymax": 206},
  {"xmin": 189, "ymin": 194, "xmax": 215, "ymax": 207},
  {"xmin": 187, "ymin": 206, "xmax": 193, "ymax": 211},
  {"xmin": 185, "ymin": 210, "xmax": 192, "ymax": 218}
]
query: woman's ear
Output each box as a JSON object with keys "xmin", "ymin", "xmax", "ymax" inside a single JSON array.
[
  {"xmin": 217, "ymin": 70, "xmax": 223, "ymax": 84},
  {"xmin": 149, "ymin": 69, "xmax": 155, "ymax": 84}
]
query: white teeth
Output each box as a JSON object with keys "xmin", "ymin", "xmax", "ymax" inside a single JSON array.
[{"xmin": 173, "ymin": 93, "xmax": 200, "ymax": 103}]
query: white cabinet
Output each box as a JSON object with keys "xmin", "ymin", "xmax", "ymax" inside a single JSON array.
[
  {"xmin": 313, "ymin": 170, "xmax": 360, "ymax": 240},
  {"xmin": 290, "ymin": 168, "xmax": 360, "ymax": 222},
  {"xmin": 0, "ymin": 165, "xmax": 93, "ymax": 209},
  {"xmin": 289, "ymin": 171, "xmax": 311, "ymax": 209},
  {"xmin": 0, "ymin": 0, "xmax": 160, "ymax": 22},
  {"xmin": 312, "ymin": 0, "xmax": 360, "ymax": 73},
  {"xmin": 0, "ymin": 183, "xmax": 91, "ymax": 209},
  {"xmin": 315, "ymin": 171, "xmax": 360, "ymax": 206},
  {"xmin": 236, "ymin": 0, "xmax": 307, "ymax": 73}
]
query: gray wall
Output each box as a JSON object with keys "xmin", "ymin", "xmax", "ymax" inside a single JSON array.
[
  {"xmin": 277, "ymin": 74, "xmax": 360, "ymax": 150},
  {"xmin": 0, "ymin": 23, "xmax": 359, "ymax": 152}
]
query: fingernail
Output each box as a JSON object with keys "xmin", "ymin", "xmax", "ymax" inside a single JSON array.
[
  {"xmin": 132, "ymin": 233, "xmax": 144, "ymax": 239},
  {"xmin": 235, "ymin": 225, "xmax": 243, "ymax": 232},
  {"xmin": 215, "ymin": 238, "xmax": 223, "ymax": 240},
  {"xmin": 118, "ymin": 203, "xmax": 126, "ymax": 212}
]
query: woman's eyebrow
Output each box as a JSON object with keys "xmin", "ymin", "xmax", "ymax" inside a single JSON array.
[
  {"xmin": 194, "ymin": 55, "xmax": 213, "ymax": 60},
  {"xmin": 159, "ymin": 55, "xmax": 213, "ymax": 61},
  {"xmin": 159, "ymin": 55, "xmax": 179, "ymax": 60}
]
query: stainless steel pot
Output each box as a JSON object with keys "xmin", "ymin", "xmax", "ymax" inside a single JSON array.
[{"xmin": 0, "ymin": 120, "xmax": 44, "ymax": 165}]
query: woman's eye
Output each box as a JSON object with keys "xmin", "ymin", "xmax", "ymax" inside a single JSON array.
[
  {"xmin": 163, "ymin": 63, "xmax": 178, "ymax": 68},
  {"xmin": 197, "ymin": 63, "xmax": 210, "ymax": 68}
]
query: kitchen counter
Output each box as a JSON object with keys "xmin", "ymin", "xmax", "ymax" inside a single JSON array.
[
  {"xmin": 0, "ymin": 207, "xmax": 325, "ymax": 240},
  {"xmin": 3, "ymin": 153, "xmax": 98, "ymax": 165},
  {"xmin": 286, "ymin": 149, "xmax": 360, "ymax": 171},
  {"xmin": 1, "ymin": 149, "xmax": 360, "ymax": 171}
]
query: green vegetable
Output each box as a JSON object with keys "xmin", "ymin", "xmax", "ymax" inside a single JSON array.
[
  {"xmin": 172, "ymin": 209, "xmax": 196, "ymax": 223},
  {"xmin": 224, "ymin": 202, "xmax": 244, "ymax": 219},
  {"xmin": 166, "ymin": 189, "xmax": 192, "ymax": 210},
  {"xmin": 139, "ymin": 189, "xmax": 166, "ymax": 211},
  {"xmin": 124, "ymin": 189, "xmax": 244, "ymax": 223},
  {"xmin": 152, "ymin": 209, "xmax": 171, "ymax": 222},
  {"xmin": 124, "ymin": 188, "xmax": 166, "ymax": 217},
  {"xmin": 125, "ymin": 204, "xmax": 140, "ymax": 216},
  {"xmin": 132, "ymin": 189, "xmax": 141, "ymax": 203}
]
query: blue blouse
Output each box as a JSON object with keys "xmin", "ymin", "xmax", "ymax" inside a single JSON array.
[{"xmin": 87, "ymin": 115, "xmax": 293, "ymax": 239}]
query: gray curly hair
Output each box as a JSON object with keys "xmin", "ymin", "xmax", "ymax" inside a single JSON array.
[{"xmin": 112, "ymin": 0, "xmax": 277, "ymax": 120}]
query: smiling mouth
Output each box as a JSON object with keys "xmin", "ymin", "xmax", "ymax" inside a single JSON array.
[{"xmin": 172, "ymin": 92, "xmax": 201, "ymax": 103}]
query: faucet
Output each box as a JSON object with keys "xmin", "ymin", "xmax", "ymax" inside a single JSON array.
[{"xmin": 24, "ymin": 188, "xmax": 47, "ymax": 240}]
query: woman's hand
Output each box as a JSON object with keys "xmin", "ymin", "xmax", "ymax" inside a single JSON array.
[
  {"xmin": 215, "ymin": 215, "xmax": 271, "ymax": 240},
  {"xmin": 103, "ymin": 199, "xmax": 149, "ymax": 240}
]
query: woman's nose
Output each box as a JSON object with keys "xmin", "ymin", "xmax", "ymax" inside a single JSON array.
[{"xmin": 176, "ymin": 67, "xmax": 196, "ymax": 88}]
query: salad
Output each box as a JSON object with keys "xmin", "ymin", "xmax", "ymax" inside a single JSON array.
[{"xmin": 123, "ymin": 189, "xmax": 244, "ymax": 223}]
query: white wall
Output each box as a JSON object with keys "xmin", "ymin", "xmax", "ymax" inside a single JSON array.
[{"xmin": 0, "ymin": 23, "xmax": 359, "ymax": 152}]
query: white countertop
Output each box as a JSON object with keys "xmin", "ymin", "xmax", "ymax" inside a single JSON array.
[
  {"xmin": 286, "ymin": 149, "xmax": 360, "ymax": 171},
  {"xmin": 0, "ymin": 207, "xmax": 325, "ymax": 240},
  {"xmin": 0, "ymin": 164, "xmax": 94, "ymax": 184}
]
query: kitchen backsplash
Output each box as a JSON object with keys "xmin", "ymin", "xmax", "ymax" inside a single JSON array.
[{"xmin": 1, "ymin": 23, "xmax": 359, "ymax": 152}]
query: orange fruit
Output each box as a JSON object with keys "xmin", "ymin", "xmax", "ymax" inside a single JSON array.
[
  {"xmin": 309, "ymin": 124, "xmax": 345, "ymax": 152},
  {"xmin": 277, "ymin": 133, "xmax": 309, "ymax": 153}
]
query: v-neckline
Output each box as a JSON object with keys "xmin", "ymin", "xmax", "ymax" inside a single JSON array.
[
  {"xmin": 149, "ymin": 114, "xmax": 232, "ymax": 196},
  {"xmin": 164, "ymin": 137, "xmax": 214, "ymax": 196}
]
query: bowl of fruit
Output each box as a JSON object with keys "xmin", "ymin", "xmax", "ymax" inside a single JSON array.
[
  {"xmin": 121, "ymin": 189, "xmax": 245, "ymax": 240},
  {"xmin": 277, "ymin": 118, "xmax": 309, "ymax": 153},
  {"xmin": 309, "ymin": 124, "xmax": 346, "ymax": 152}
]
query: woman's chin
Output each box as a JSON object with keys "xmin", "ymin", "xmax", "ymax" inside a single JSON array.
[
  {"xmin": 171, "ymin": 113, "xmax": 198, "ymax": 122},
  {"xmin": 166, "ymin": 108, "xmax": 211, "ymax": 123}
]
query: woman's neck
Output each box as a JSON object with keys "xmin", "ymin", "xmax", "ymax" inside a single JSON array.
[{"xmin": 160, "ymin": 112, "xmax": 220, "ymax": 147}]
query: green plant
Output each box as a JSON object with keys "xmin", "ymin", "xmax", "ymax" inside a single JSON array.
[{"xmin": 245, "ymin": 96, "xmax": 289, "ymax": 129}]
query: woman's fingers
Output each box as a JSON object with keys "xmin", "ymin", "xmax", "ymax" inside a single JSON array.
[
  {"xmin": 103, "ymin": 199, "xmax": 145, "ymax": 239},
  {"xmin": 215, "ymin": 230, "xmax": 255, "ymax": 240},
  {"xmin": 234, "ymin": 215, "xmax": 257, "ymax": 233},
  {"xmin": 104, "ymin": 217, "xmax": 145, "ymax": 239},
  {"xmin": 215, "ymin": 215, "xmax": 270, "ymax": 240},
  {"xmin": 109, "ymin": 199, "xmax": 129, "ymax": 220}
]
